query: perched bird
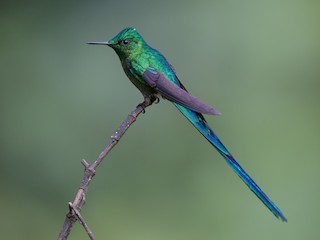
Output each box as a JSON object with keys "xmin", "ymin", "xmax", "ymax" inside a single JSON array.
[{"xmin": 88, "ymin": 27, "xmax": 287, "ymax": 222}]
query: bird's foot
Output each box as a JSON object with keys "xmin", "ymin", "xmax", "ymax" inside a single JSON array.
[
  {"xmin": 137, "ymin": 95, "xmax": 159, "ymax": 113},
  {"xmin": 154, "ymin": 97, "xmax": 160, "ymax": 104}
]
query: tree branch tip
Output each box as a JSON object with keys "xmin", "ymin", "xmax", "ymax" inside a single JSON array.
[{"xmin": 81, "ymin": 159, "xmax": 90, "ymax": 168}]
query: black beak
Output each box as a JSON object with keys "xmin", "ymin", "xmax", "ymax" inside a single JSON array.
[{"xmin": 86, "ymin": 41, "xmax": 110, "ymax": 45}]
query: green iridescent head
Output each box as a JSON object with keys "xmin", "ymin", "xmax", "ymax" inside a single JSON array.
[{"xmin": 87, "ymin": 27, "xmax": 145, "ymax": 58}]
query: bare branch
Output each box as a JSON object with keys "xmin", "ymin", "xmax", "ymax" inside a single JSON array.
[
  {"xmin": 57, "ymin": 99, "xmax": 154, "ymax": 240},
  {"xmin": 69, "ymin": 203, "xmax": 95, "ymax": 240}
]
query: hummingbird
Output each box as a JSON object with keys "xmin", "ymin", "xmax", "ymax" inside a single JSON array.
[{"xmin": 87, "ymin": 27, "xmax": 287, "ymax": 222}]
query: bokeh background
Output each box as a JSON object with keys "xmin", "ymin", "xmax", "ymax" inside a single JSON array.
[{"xmin": 1, "ymin": 0, "xmax": 319, "ymax": 239}]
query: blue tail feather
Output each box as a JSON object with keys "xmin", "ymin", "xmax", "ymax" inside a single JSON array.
[{"xmin": 175, "ymin": 104, "xmax": 287, "ymax": 222}]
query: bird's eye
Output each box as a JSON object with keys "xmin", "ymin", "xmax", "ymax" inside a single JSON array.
[{"xmin": 120, "ymin": 39, "xmax": 130, "ymax": 46}]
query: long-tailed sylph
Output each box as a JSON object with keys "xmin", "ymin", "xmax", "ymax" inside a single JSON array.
[{"xmin": 88, "ymin": 27, "xmax": 286, "ymax": 222}]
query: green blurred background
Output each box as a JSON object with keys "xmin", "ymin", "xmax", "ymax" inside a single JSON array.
[{"xmin": 1, "ymin": 0, "xmax": 319, "ymax": 239}]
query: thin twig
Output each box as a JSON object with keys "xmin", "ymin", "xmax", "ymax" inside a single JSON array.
[
  {"xmin": 68, "ymin": 203, "xmax": 95, "ymax": 240},
  {"xmin": 57, "ymin": 99, "xmax": 154, "ymax": 240}
]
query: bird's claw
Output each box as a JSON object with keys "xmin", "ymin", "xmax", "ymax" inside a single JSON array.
[
  {"xmin": 136, "ymin": 102, "xmax": 146, "ymax": 113},
  {"xmin": 154, "ymin": 97, "xmax": 160, "ymax": 104},
  {"xmin": 136, "ymin": 95, "xmax": 159, "ymax": 113}
]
